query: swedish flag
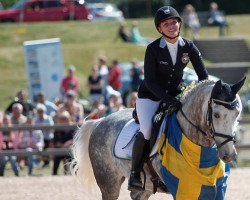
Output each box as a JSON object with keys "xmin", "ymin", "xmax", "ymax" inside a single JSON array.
[{"xmin": 158, "ymin": 113, "xmax": 229, "ymax": 200}]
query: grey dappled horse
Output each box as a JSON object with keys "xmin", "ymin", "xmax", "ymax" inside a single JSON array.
[{"xmin": 71, "ymin": 78, "xmax": 245, "ymax": 200}]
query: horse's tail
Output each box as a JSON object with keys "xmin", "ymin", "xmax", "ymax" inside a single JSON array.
[{"xmin": 70, "ymin": 118, "xmax": 102, "ymax": 191}]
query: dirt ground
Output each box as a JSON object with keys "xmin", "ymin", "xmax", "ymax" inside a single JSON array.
[{"xmin": 0, "ymin": 168, "xmax": 250, "ymax": 200}]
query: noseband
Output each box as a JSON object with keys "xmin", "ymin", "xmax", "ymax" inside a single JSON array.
[{"xmin": 180, "ymin": 98, "xmax": 238, "ymax": 148}]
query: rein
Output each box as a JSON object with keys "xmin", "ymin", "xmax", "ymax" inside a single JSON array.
[{"xmin": 180, "ymin": 98, "xmax": 236, "ymax": 148}]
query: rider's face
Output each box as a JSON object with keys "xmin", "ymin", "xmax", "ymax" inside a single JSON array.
[{"xmin": 158, "ymin": 18, "xmax": 180, "ymax": 38}]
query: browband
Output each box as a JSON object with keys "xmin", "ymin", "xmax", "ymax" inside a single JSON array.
[{"xmin": 212, "ymin": 98, "xmax": 238, "ymax": 110}]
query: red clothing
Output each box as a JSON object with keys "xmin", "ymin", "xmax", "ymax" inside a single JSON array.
[
  {"xmin": 108, "ymin": 66, "xmax": 122, "ymax": 90},
  {"xmin": 61, "ymin": 76, "xmax": 79, "ymax": 95}
]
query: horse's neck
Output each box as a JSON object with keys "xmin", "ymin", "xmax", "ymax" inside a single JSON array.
[{"xmin": 177, "ymin": 87, "xmax": 214, "ymax": 147}]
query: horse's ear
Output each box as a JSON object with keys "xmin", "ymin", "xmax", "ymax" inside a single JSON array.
[
  {"xmin": 211, "ymin": 80, "xmax": 223, "ymax": 97},
  {"xmin": 231, "ymin": 76, "xmax": 246, "ymax": 95}
]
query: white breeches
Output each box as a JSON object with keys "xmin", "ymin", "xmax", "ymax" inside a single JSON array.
[{"xmin": 136, "ymin": 98, "xmax": 160, "ymax": 140}]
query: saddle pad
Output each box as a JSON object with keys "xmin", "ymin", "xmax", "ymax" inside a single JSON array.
[{"xmin": 113, "ymin": 117, "xmax": 168, "ymax": 160}]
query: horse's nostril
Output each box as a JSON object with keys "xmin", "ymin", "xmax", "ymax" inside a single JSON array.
[{"xmin": 223, "ymin": 155, "xmax": 231, "ymax": 163}]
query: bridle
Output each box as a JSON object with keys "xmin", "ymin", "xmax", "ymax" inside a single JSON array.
[{"xmin": 180, "ymin": 97, "xmax": 238, "ymax": 148}]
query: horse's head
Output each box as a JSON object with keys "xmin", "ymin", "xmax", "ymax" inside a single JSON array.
[{"xmin": 209, "ymin": 77, "xmax": 246, "ymax": 163}]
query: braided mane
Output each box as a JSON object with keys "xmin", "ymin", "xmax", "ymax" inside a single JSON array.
[{"xmin": 180, "ymin": 80, "xmax": 215, "ymax": 104}]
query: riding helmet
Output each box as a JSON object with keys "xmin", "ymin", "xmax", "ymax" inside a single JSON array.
[{"xmin": 154, "ymin": 6, "xmax": 182, "ymax": 30}]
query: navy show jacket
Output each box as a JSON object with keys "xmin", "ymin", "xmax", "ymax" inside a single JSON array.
[{"xmin": 138, "ymin": 37, "xmax": 208, "ymax": 101}]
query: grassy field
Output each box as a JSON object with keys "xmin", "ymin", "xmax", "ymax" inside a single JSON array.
[{"xmin": 0, "ymin": 15, "xmax": 250, "ymax": 109}]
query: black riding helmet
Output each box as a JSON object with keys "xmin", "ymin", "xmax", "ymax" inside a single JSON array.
[{"xmin": 154, "ymin": 6, "xmax": 182, "ymax": 32}]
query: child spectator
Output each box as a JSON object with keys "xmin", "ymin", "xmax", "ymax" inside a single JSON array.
[
  {"xmin": 0, "ymin": 114, "xmax": 20, "ymax": 176},
  {"xmin": 34, "ymin": 103, "xmax": 54, "ymax": 168},
  {"xmin": 52, "ymin": 111, "xmax": 74, "ymax": 175},
  {"xmin": 117, "ymin": 22, "xmax": 131, "ymax": 42},
  {"xmin": 18, "ymin": 117, "xmax": 44, "ymax": 176},
  {"xmin": 88, "ymin": 99, "xmax": 107, "ymax": 119}
]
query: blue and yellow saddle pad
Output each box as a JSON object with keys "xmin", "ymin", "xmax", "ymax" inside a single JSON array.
[{"xmin": 158, "ymin": 113, "xmax": 230, "ymax": 200}]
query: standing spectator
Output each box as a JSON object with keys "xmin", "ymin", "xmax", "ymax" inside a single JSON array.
[
  {"xmin": 10, "ymin": 103, "xmax": 27, "ymax": 125},
  {"xmin": 57, "ymin": 90, "xmax": 84, "ymax": 123},
  {"xmin": 129, "ymin": 59, "xmax": 143, "ymax": 92},
  {"xmin": 108, "ymin": 59, "xmax": 122, "ymax": 92},
  {"xmin": 60, "ymin": 65, "xmax": 79, "ymax": 98},
  {"xmin": 52, "ymin": 111, "xmax": 74, "ymax": 175},
  {"xmin": 18, "ymin": 117, "xmax": 44, "ymax": 176},
  {"xmin": 207, "ymin": 2, "xmax": 228, "ymax": 36},
  {"xmin": 34, "ymin": 103, "xmax": 54, "ymax": 168},
  {"xmin": 5, "ymin": 89, "xmax": 35, "ymax": 116},
  {"xmin": 182, "ymin": 4, "xmax": 200, "ymax": 39},
  {"xmin": 97, "ymin": 55, "xmax": 109, "ymax": 87},
  {"xmin": 87, "ymin": 66, "xmax": 104, "ymax": 106},
  {"xmin": 35, "ymin": 92, "xmax": 58, "ymax": 117},
  {"xmin": 0, "ymin": 114, "xmax": 20, "ymax": 176}
]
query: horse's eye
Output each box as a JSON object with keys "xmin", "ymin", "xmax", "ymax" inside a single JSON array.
[{"xmin": 214, "ymin": 113, "xmax": 220, "ymax": 119}]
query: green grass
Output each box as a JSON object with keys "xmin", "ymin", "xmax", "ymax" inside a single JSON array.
[{"xmin": 0, "ymin": 15, "xmax": 250, "ymax": 109}]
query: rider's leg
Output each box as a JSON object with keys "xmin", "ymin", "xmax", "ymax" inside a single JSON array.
[{"xmin": 128, "ymin": 98, "xmax": 160, "ymax": 191}]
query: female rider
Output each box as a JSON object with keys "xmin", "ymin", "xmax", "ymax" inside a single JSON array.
[{"xmin": 128, "ymin": 6, "xmax": 209, "ymax": 191}]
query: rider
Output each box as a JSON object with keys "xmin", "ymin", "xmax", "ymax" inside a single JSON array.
[{"xmin": 128, "ymin": 6, "xmax": 209, "ymax": 191}]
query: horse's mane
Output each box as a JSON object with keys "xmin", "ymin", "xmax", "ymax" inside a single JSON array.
[{"xmin": 181, "ymin": 80, "xmax": 215, "ymax": 104}]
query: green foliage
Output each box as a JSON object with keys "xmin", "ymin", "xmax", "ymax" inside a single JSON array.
[{"xmin": 0, "ymin": 0, "xmax": 18, "ymax": 8}]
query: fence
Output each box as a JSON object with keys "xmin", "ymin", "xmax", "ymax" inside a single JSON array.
[{"xmin": 0, "ymin": 120, "xmax": 250, "ymax": 157}]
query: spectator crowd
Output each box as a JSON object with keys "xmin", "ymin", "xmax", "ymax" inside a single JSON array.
[{"xmin": 0, "ymin": 55, "xmax": 143, "ymax": 176}]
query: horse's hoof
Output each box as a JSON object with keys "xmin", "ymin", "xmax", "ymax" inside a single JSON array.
[{"xmin": 128, "ymin": 183, "xmax": 144, "ymax": 192}]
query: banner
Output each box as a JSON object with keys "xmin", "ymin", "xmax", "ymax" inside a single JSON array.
[{"xmin": 23, "ymin": 38, "xmax": 64, "ymax": 102}]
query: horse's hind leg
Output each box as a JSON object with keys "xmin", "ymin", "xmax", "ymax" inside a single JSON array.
[{"xmin": 96, "ymin": 173, "xmax": 125, "ymax": 200}]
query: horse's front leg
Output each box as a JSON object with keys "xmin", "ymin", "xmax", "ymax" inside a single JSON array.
[{"xmin": 130, "ymin": 190, "xmax": 152, "ymax": 200}]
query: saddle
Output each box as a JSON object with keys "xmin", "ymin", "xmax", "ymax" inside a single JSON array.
[{"xmin": 133, "ymin": 100, "xmax": 181, "ymax": 153}]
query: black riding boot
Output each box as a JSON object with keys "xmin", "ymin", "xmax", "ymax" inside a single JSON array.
[{"xmin": 128, "ymin": 132, "xmax": 149, "ymax": 191}]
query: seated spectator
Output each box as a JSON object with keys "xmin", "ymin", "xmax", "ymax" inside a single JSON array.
[
  {"xmin": 5, "ymin": 89, "xmax": 35, "ymax": 116},
  {"xmin": 18, "ymin": 117, "xmax": 44, "ymax": 176},
  {"xmin": 106, "ymin": 93, "xmax": 124, "ymax": 116},
  {"xmin": 207, "ymin": 2, "xmax": 228, "ymax": 36},
  {"xmin": 52, "ymin": 111, "xmax": 74, "ymax": 175},
  {"xmin": 57, "ymin": 90, "xmax": 84, "ymax": 123},
  {"xmin": 182, "ymin": 4, "xmax": 200, "ymax": 39},
  {"xmin": 130, "ymin": 21, "xmax": 148, "ymax": 45},
  {"xmin": 88, "ymin": 99, "xmax": 107, "ymax": 120},
  {"xmin": 87, "ymin": 66, "xmax": 104, "ymax": 107},
  {"xmin": 108, "ymin": 59, "xmax": 122, "ymax": 92},
  {"xmin": 117, "ymin": 22, "xmax": 131, "ymax": 42},
  {"xmin": 35, "ymin": 92, "xmax": 58, "ymax": 117},
  {"xmin": 126, "ymin": 91, "xmax": 138, "ymax": 108},
  {"xmin": 34, "ymin": 103, "xmax": 54, "ymax": 168},
  {"xmin": 10, "ymin": 103, "xmax": 27, "ymax": 125},
  {"xmin": 129, "ymin": 59, "xmax": 143, "ymax": 92},
  {"xmin": 0, "ymin": 114, "xmax": 20, "ymax": 176},
  {"xmin": 60, "ymin": 65, "xmax": 79, "ymax": 98}
]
